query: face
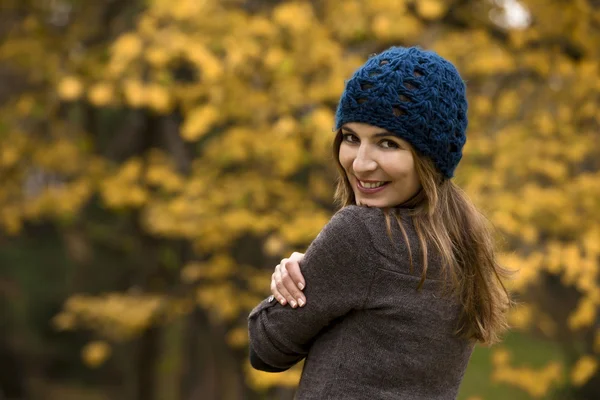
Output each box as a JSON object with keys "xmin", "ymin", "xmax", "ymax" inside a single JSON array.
[{"xmin": 338, "ymin": 122, "xmax": 421, "ymax": 208}]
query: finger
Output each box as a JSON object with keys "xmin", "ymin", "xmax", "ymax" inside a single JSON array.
[
  {"xmin": 274, "ymin": 267, "xmax": 298, "ymax": 308},
  {"xmin": 270, "ymin": 275, "xmax": 287, "ymax": 306},
  {"xmin": 284, "ymin": 259, "xmax": 306, "ymax": 292},
  {"xmin": 276, "ymin": 259, "xmax": 294, "ymax": 304},
  {"xmin": 282, "ymin": 262, "xmax": 306, "ymax": 307}
]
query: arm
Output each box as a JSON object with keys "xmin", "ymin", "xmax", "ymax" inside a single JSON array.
[
  {"xmin": 248, "ymin": 206, "xmax": 374, "ymax": 371},
  {"xmin": 249, "ymin": 341, "xmax": 289, "ymax": 372}
]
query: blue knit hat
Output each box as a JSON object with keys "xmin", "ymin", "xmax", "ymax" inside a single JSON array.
[{"xmin": 335, "ymin": 46, "xmax": 468, "ymax": 178}]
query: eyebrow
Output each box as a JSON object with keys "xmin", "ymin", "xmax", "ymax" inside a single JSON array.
[{"xmin": 341, "ymin": 126, "xmax": 394, "ymax": 139}]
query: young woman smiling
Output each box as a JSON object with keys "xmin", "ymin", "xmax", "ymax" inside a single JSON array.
[
  {"xmin": 338, "ymin": 123, "xmax": 421, "ymax": 209},
  {"xmin": 248, "ymin": 46, "xmax": 512, "ymax": 400}
]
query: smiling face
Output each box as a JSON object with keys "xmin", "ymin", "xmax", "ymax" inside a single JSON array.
[{"xmin": 338, "ymin": 122, "xmax": 421, "ymax": 208}]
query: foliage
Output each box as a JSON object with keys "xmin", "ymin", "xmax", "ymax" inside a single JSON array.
[{"xmin": 1, "ymin": 0, "xmax": 599, "ymax": 398}]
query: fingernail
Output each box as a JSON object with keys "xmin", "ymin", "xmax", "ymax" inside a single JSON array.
[
  {"xmin": 298, "ymin": 298, "xmax": 305, "ymax": 307},
  {"xmin": 280, "ymin": 298, "xmax": 286, "ymax": 305},
  {"xmin": 298, "ymin": 283, "xmax": 304, "ymax": 290},
  {"xmin": 290, "ymin": 300, "xmax": 297, "ymax": 308}
]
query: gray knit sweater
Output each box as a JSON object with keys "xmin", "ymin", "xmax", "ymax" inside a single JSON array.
[{"xmin": 248, "ymin": 205, "xmax": 474, "ymax": 399}]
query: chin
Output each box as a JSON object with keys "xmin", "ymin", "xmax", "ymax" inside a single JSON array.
[{"xmin": 356, "ymin": 198, "xmax": 381, "ymax": 208}]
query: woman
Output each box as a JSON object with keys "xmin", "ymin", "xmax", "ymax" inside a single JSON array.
[{"xmin": 248, "ymin": 46, "xmax": 511, "ymax": 400}]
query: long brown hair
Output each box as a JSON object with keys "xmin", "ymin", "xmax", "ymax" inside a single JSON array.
[{"xmin": 332, "ymin": 129, "xmax": 512, "ymax": 345}]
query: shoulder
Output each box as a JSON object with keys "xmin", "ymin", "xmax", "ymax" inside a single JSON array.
[
  {"xmin": 323, "ymin": 205, "xmax": 382, "ymax": 241},
  {"xmin": 331, "ymin": 205, "xmax": 408, "ymax": 238},
  {"xmin": 330, "ymin": 205, "xmax": 385, "ymax": 227},
  {"xmin": 307, "ymin": 206, "xmax": 375, "ymax": 260},
  {"xmin": 317, "ymin": 205, "xmax": 415, "ymax": 252},
  {"xmin": 323, "ymin": 206, "xmax": 405, "ymax": 252},
  {"xmin": 315, "ymin": 206, "xmax": 367, "ymax": 242},
  {"xmin": 332, "ymin": 206, "xmax": 418, "ymax": 258}
]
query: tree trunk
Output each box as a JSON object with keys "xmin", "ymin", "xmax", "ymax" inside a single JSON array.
[
  {"xmin": 180, "ymin": 306, "xmax": 249, "ymax": 400},
  {"xmin": 180, "ymin": 308, "xmax": 217, "ymax": 400},
  {"xmin": 136, "ymin": 326, "xmax": 160, "ymax": 400}
]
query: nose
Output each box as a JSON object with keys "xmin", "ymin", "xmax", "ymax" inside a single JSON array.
[{"xmin": 352, "ymin": 144, "xmax": 378, "ymax": 174}]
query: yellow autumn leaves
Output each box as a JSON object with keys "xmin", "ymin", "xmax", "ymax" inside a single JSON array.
[
  {"xmin": 571, "ymin": 356, "xmax": 599, "ymax": 387},
  {"xmin": 181, "ymin": 105, "xmax": 220, "ymax": 141},
  {"xmin": 53, "ymin": 293, "xmax": 167, "ymax": 340},
  {"xmin": 54, "ymin": 294, "xmax": 189, "ymax": 368},
  {"xmin": 58, "ymin": 76, "xmax": 83, "ymax": 100},
  {"xmin": 100, "ymin": 158, "xmax": 149, "ymax": 209},
  {"xmin": 492, "ymin": 348, "xmax": 599, "ymax": 397},
  {"xmin": 4, "ymin": 0, "xmax": 600, "ymax": 395},
  {"xmin": 58, "ymin": 76, "xmax": 172, "ymax": 112},
  {"xmin": 82, "ymin": 341, "xmax": 112, "ymax": 368},
  {"xmin": 492, "ymin": 348, "xmax": 562, "ymax": 398}
]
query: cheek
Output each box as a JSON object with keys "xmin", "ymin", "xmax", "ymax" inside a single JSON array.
[
  {"xmin": 388, "ymin": 156, "xmax": 417, "ymax": 181},
  {"xmin": 402, "ymin": 165, "xmax": 420, "ymax": 188},
  {"xmin": 338, "ymin": 147, "xmax": 353, "ymax": 170}
]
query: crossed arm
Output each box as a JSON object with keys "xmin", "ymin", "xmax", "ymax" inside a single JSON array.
[
  {"xmin": 247, "ymin": 207, "xmax": 373, "ymax": 371},
  {"xmin": 249, "ymin": 252, "xmax": 306, "ymax": 371}
]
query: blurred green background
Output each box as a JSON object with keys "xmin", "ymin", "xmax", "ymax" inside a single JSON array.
[{"xmin": 1, "ymin": 0, "xmax": 599, "ymax": 399}]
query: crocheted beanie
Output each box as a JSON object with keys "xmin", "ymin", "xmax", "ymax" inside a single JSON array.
[{"xmin": 334, "ymin": 46, "xmax": 468, "ymax": 179}]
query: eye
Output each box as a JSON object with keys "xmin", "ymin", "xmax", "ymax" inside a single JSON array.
[
  {"xmin": 380, "ymin": 139, "xmax": 399, "ymax": 149},
  {"xmin": 342, "ymin": 133, "xmax": 358, "ymax": 143}
]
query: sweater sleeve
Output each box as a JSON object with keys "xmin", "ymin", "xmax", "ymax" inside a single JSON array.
[{"xmin": 247, "ymin": 206, "xmax": 374, "ymax": 371}]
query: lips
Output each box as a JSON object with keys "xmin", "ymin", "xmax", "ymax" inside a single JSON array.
[{"xmin": 356, "ymin": 179, "xmax": 390, "ymax": 194}]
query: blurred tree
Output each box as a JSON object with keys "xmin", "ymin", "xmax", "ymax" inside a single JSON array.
[{"xmin": 0, "ymin": 0, "xmax": 599, "ymax": 399}]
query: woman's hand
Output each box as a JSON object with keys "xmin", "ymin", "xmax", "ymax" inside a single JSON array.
[{"xmin": 271, "ymin": 252, "xmax": 306, "ymax": 308}]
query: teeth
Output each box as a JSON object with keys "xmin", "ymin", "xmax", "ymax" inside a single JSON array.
[{"xmin": 360, "ymin": 180, "xmax": 386, "ymax": 188}]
